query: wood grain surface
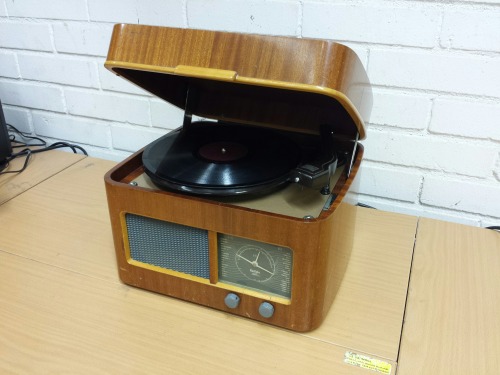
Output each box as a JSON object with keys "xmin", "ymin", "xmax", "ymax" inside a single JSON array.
[
  {"xmin": 2, "ymin": 154, "xmax": 499, "ymax": 373},
  {"xmin": 105, "ymin": 147, "xmax": 366, "ymax": 331},
  {"xmin": 0, "ymin": 250, "xmax": 394, "ymax": 375},
  {"xmin": 105, "ymin": 24, "xmax": 371, "ymax": 138},
  {"xmin": 398, "ymin": 218, "xmax": 500, "ymax": 375},
  {"xmin": 0, "ymin": 150, "xmax": 85, "ymax": 205},
  {"xmin": 309, "ymin": 208, "xmax": 417, "ymax": 361},
  {"xmin": 0, "ymin": 156, "xmax": 417, "ymax": 373},
  {"xmin": 0, "ymin": 158, "xmax": 117, "ymax": 281}
]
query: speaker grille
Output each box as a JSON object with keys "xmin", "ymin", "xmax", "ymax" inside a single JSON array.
[{"xmin": 125, "ymin": 213, "xmax": 210, "ymax": 279}]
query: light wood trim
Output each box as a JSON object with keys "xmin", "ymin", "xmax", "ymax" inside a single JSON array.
[
  {"xmin": 174, "ymin": 65, "xmax": 237, "ymax": 80},
  {"xmin": 208, "ymin": 230, "xmax": 218, "ymax": 284},
  {"xmin": 127, "ymin": 258, "xmax": 212, "ymax": 284},
  {"xmin": 105, "ymin": 60, "xmax": 366, "ymax": 139},
  {"xmin": 119, "ymin": 210, "xmax": 211, "ymax": 284},
  {"xmin": 398, "ymin": 218, "xmax": 500, "ymax": 375}
]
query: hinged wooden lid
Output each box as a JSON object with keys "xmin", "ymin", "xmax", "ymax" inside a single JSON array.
[{"xmin": 105, "ymin": 24, "xmax": 371, "ymax": 140}]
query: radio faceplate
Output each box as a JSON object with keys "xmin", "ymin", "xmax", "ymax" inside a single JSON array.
[{"xmin": 123, "ymin": 212, "xmax": 294, "ymax": 304}]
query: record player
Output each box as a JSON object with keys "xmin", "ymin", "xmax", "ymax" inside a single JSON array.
[{"xmin": 104, "ymin": 24, "xmax": 372, "ymax": 332}]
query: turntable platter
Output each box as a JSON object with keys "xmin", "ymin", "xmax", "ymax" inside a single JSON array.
[{"xmin": 142, "ymin": 122, "xmax": 302, "ymax": 195}]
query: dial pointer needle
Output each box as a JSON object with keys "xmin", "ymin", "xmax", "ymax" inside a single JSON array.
[
  {"xmin": 236, "ymin": 254, "xmax": 254, "ymax": 265},
  {"xmin": 254, "ymin": 263, "xmax": 274, "ymax": 275}
]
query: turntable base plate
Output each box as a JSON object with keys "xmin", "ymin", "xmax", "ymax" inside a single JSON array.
[{"xmin": 132, "ymin": 166, "xmax": 344, "ymax": 219}]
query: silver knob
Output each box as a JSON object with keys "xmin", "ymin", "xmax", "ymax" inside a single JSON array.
[
  {"xmin": 224, "ymin": 293, "xmax": 240, "ymax": 309},
  {"xmin": 258, "ymin": 302, "xmax": 274, "ymax": 318}
]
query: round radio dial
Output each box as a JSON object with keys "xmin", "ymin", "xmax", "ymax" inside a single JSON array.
[{"xmin": 235, "ymin": 246, "xmax": 276, "ymax": 283}]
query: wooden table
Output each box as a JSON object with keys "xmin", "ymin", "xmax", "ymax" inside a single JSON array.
[
  {"xmin": 398, "ymin": 219, "xmax": 500, "ymax": 375},
  {"xmin": 0, "ymin": 149, "xmax": 85, "ymax": 205},
  {"xmin": 0, "ymin": 153, "xmax": 498, "ymax": 374}
]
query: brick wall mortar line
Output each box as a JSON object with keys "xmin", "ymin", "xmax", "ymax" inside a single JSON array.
[{"xmin": 369, "ymin": 84, "xmax": 500, "ymax": 101}]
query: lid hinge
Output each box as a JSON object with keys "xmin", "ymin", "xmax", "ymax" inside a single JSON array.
[
  {"xmin": 182, "ymin": 86, "xmax": 198, "ymax": 129},
  {"xmin": 347, "ymin": 132, "xmax": 359, "ymax": 178}
]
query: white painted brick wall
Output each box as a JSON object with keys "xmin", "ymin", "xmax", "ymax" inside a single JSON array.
[
  {"xmin": 53, "ymin": 23, "xmax": 114, "ymax": 57},
  {"xmin": 99, "ymin": 64, "xmax": 151, "ymax": 95},
  {"xmin": 0, "ymin": 0, "xmax": 499, "ymax": 227},
  {"xmin": 88, "ymin": 0, "xmax": 185, "ymax": 27},
  {"xmin": 0, "ymin": 0, "xmax": 6, "ymax": 17},
  {"xmin": 5, "ymin": 0, "xmax": 88, "ymax": 21},
  {"xmin": 362, "ymin": 130, "xmax": 498, "ymax": 178},
  {"xmin": 302, "ymin": 2, "xmax": 441, "ymax": 47},
  {"xmin": 0, "ymin": 22, "xmax": 53, "ymax": 51},
  {"xmin": 369, "ymin": 49, "xmax": 500, "ymax": 97},
  {"xmin": 495, "ymin": 154, "xmax": 500, "ymax": 181},
  {"xmin": 18, "ymin": 53, "xmax": 99, "ymax": 88},
  {"xmin": 0, "ymin": 80, "xmax": 65, "ymax": 112},
  {"xmin": 3, "ymin": 105, "xmax": 31, "ymax": 133},
  {"xmin": 369, "ymin": 89, "xmax": 431, "ymax": 130},
  {"xmin": 111, "ymin": 125, "xmax": 166, "ymax": 152},
  {"xmin": 187, "ymin": 0, "xmax": 300, "ymax": 36},
  {"xmin": 355, "ymin": 164, "xmax": 422, "ymax": 202},
  {"xmin": 430, "ymin": 98, "xmax": 500, "ymax": 141},
  {"xmin": 421, "ymin": 176, "xmax": 500, "ymax": 218},
  {"xmin": 150, "ymin": 100, "xmax": 184, "ymax": 129},
  {"xmin": 32, "ymin": 112, "xmax": 110, "ymax": 147},
  {"xmin": 441, "ymin": 9, "xmax": 500, "ymax": 52},
  {"xmin": 467, "ymin": 0, "xmax": 500, "ymax": 3},
  {"xmin": 0, "ymin": 51, "xmax": 18, "ymax": 78},
  {"xmin": 65, "ymin": 89, "xmax": 150, "ymax": 125}
]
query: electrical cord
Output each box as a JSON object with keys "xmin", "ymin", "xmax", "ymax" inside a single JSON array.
[
  {"xmin": 7, "ymin": 124, "xmax": 47, "ymax": 147},
  {"xmin": 0, "ymin": 124, "xmax": 88, "ymax": 176},
  {"xmin": 354, "ymin": 201, "xmax": 498, "ymax": 232},
  {"xmin": 356, "ymin": 202, "xmax": 377, "ymax": 209},
  {"xmin": 0, "ymin": 148, "xmax": 33, "ymax": 174},
  {"xmin": 486, "ymin": 226, "xmax": 500, "ymax": 233}
]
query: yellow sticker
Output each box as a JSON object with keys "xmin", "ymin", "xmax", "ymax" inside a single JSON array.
[{"xmin": 344, "ymin": 351, "xmax": 392, "ymax": 374}]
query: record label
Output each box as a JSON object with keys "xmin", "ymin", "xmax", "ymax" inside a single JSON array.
[{"xmin": 198, "ymin": 142, "xmax": 248, "ymax": 163}]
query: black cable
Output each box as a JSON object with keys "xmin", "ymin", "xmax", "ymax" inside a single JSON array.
[
  {"xmin": 357, "ymin": 202, "xmax": 377, "ymax": 209},
  {"xmin": 1, "ymin": 125, "xmax": 88, "ymax": 175},
  {"xmin": 0, "ymin": 149, "xmax": 33, "ymax": 175},
  {"xmin": 486, "ymin": 226, "xmax": 500, "ymax": 233},
  {"xmin": 7, "ymin": 124, "xmax": 47, "ymax": 147},
  {"xmin": 44, "ymin": 142, "xmax": 88, "ymax": 155},
  {"xmin": 0, "ymin": 160, "xmax": 9, "ymax": 172}
]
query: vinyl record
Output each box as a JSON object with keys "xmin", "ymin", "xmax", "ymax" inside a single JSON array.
[{"xmin": 142, "ymin": 122, "xmax": 302, "ymax": 195}]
